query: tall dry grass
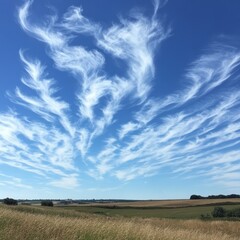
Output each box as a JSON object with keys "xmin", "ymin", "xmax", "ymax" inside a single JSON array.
[{"xmin": 0, "ymin": 205, "xmax": 239, "ymax": 240}]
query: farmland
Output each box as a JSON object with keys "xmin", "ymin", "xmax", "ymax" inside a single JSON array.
[
  {"xmin": 0, "ymin": 199, "xmax": 240, "ymax": 239},
  {"xmin": 74, "ymin": 198, "xmax": 240, "ymax": 208},
  {"xmin": 57, "ymin": 198, "xmax": 240, "ymax": 219},
  {"xmin": 59, "ymin": 204, "xmax": 240, "ymax": 219}
]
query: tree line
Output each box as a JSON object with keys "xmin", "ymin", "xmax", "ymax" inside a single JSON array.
[
  {"xmin": 1, "ymin": 198, "xmax": 53, "ymax": 206},
  {"xmin": 190, "ymin": 194, "xmax": 240, "ymax": 200}
]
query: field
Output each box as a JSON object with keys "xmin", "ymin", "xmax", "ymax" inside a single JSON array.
[
  {"xmin": 0, "ymin": 199, "xmax": 240, "ymax": 239},
  {"xmin": 57, "ymin": 198, "xmax": 240, "ymax": 219},
  {"xmin": 75, "ymin": 198, "xmax": 240, "ymax": 208},
  {"xmin": 59, "ymin": 204, "xmax": 240, "ymax": 219}
]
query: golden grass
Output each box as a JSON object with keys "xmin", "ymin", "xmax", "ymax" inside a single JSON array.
[{"xmin": 0, "ymin": 205, "xmax": 240, "ymax": 240}]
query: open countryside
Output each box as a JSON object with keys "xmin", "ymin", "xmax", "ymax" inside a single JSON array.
[
  {"xmin": 1, "ymin": 0, "xmax": 240, "ymax": 239},
  {"xmin": 1, "ymin": 198, "xmax": 240, "ymax": 239}
]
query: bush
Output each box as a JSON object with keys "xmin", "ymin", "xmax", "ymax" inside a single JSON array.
[
  {"xmin": 41, "ymin": 200, "xmax": 54, "ymax": 207},
  {"xmin": 212, "ymin": 207, "xmax": 226, "ymax": 218},
  {"xmin": 226, "ymin": 208, "xmax": 240, "ymax": 218},
  {"xmin": 3, "ymin": 198, "xmax": 18, "ymax": 205},
  {"xmin": 211, "ymin": 207, "xmax": 240, "ymax": 218}
]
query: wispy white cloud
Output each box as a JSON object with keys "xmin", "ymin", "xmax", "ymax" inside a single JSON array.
[
  {"xmin": 1, "ymin": 0, "xmax": 240, "ymax": 191},
  {"xmin": 19, "ymin": 0, "xmax": 168, "ymax": 156},
  {"xmin": 97, "ymin": 9, "xmax": 170, "ymax": 101},
  {"xmin": 90, "ymin": 44, "xmax": 240, "ymax": 186},
  {"xmin": 8, "ymin": 51, "xmax": 75, "ymax": 136},
  {"xmin": 118, "ymin": 122, "xmax": 139, "ymax": 140},
  {"xmin": 0, "ymin": 173, "xmax": 32, "ymax": 189},
  {"xmin": 0, "ymin": 111, "xmax": 78, "ymax": 185},
  {"xmin": 49, "ymin": 174, "xmax": 79, "ymax": 189}
]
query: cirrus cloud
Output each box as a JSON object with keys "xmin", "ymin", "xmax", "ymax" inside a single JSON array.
[{"xmin": 0, "ymin": 0, "xmax": 240, "ymax": 191}]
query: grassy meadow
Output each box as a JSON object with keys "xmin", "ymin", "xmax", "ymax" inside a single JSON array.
[
  {"xmin": 58, "ymin": 199, "xmax": 240, "ymax": 219},
  {"xmin": 59, "ymin": 204, "xmax": 240, "ymax": 219},
  {"xmin": 0, "ymin": 199, "xmax": 240, "ymax": 239}
]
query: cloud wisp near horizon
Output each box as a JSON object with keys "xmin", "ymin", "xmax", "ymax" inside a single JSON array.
[{"xmin": 1, "ymin": 0, "xmax": 240, "ymax": 196}]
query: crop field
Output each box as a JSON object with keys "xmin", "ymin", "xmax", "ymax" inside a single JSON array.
[
  {"xmin": 59, "ymin": 204, "xmax": 240, "ymax": 219},
  {"xmin": 57, "ymin": 198, "xmax": 240, "ymax": 219},
  {"xmin": 0, "ymin": 199, "xmax": 240, "ymax": 239},
  {"xmin": 75, "ymin": 198, "xmax": 240, "ymax": 208},
  {"xmin": 10, "ymin": 198, "xmax": 240, "ymax": 208}
]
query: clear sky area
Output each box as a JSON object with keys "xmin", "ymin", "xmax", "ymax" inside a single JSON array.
[{"xmin": 1, "ymin": 0, "xmax": 240, "ymax": 199}]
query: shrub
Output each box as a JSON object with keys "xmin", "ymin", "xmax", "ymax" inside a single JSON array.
[
  {"xmin": 41, "ymin": 200, "xmax": 54, "ymax": 207},
  {"xmin": 3, "ymin": 198, "xmax": 18, "ymax": 205},
  {"xmin": 212, "ymin": 207, "xmax": 226, "ymax": 218},
  {"xmin": 226, "ymin": 208, "xmax": 240, "ymax": 218}
]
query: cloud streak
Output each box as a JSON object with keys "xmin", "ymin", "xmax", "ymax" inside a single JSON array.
[{"xmin": 0, "ymin": 0, "xmax": 240, "ymax": 191}]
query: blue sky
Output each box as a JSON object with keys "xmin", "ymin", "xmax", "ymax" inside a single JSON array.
[{"xmin": 1, "ymin": 0, "xmax": 240, "ymax": 199}]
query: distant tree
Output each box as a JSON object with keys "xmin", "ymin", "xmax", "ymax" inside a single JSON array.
[
  {"xmin": 212, "ymin": 207, "xmax": 226, "ymax": 218},
  {"xmin": 227, "ymin": 194, "xmax": 240, "ymax": 199},
  {"xmin": 3, "ymin": 198, "xmax": 18, "ymax": 205},
  {"xmin": 190, "ymin": 195, "xmax": 204, "ymax": 200},
  {"xmin": 209, "ymin": 194, "xmax": 225, "ymax": 199},
  {"xmin": 41, "ymin": 200, "xmax": 53, "ymax": 207},
  {"xmin": 190, "ymin": 194, "xmax": 240, "ymax": 200}
]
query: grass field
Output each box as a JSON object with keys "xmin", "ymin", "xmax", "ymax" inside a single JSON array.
[
  {"xmin": 57, "ymin": 198, "xmax": 240, "ymax": 219},
  {"xmin": 59, "ymin": 204, "xmax": 240, "ymax": 219},
  {"xmin": 75, "ymin": 198, "xmax": 240, "ymax": 208},
  {"xmin": 0, "ymin": 199, "xmax": 240, "ymax": 239}
]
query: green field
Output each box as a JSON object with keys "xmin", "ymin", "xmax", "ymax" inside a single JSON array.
[{"xmin": 59, "ymin": 204, "xmax": 240, "ymax": 219}]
